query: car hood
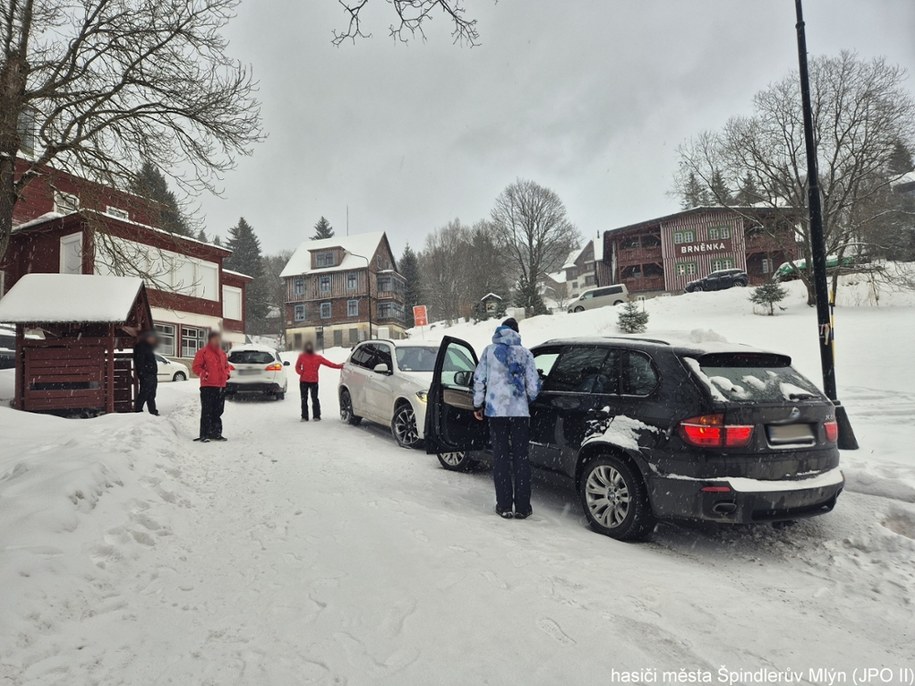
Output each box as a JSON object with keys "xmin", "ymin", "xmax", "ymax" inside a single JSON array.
[{"xmin": 398, "ymin": 370, "xmax": 434, "ymax": 389}]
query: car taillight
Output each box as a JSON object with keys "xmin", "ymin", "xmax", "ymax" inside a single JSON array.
[
  {"xmin": 679, "ymin": 414, "xmax": 754, "ymax": 448},
  {"xmin": 265, "ymin": 363, "xmax": 283, "ymax": 371},
  {"xmin": 823, "ymin": 420, "xmax": 839, "ymax": 443}
]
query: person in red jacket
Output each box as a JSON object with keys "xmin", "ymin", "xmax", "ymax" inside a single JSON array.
[
  {"xmin": 192, "ymin": 331, "xmax": 231, "ymax": 442},
  {"xmin": 294, "ymin": 341, "xmax": 343, "ymax": 421}
]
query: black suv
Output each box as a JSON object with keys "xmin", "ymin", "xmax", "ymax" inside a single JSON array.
[
  {"xmin": 425, "ymin": 336, "xmax": 843, "ymax": 541},
  {"xmin": 684, "ymin": 268, "xmax": 748, "ymax": 292}
]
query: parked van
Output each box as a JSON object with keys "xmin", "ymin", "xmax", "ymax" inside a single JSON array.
[{"xmin": 567, "ymin": 284, "xmax": 629, "ymax": 312}]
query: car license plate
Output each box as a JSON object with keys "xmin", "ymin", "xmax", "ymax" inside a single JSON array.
[
  {"xmin": 238, "ymin": 369, "xmax": 260, "ymax": 375},
  {"xmin": 767, "ymin": 423, "xmax": 815, "ymax": 445}
]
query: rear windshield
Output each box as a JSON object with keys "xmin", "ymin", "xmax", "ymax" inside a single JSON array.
[
  {"xmin": 228, "ymin": 350, "xmax": 275, "ymax": 365},
  {"xmin": 683, "ymin": 353, "xmax": 824, "ymax": 403}
]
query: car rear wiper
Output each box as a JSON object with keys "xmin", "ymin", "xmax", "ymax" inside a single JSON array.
[{"xmin": 788, "ymin": 393, "xmax": 818, "ymax": 400}]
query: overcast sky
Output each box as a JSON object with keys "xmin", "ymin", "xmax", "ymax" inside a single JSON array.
[{"xmin": 199, "ymin": 0, "xmax": 915, "ymax": 256}]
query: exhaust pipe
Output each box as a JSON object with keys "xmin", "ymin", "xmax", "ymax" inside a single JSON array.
[{"xmin": 712, "ymin": 502, "xmax": 738, "ymax": 515}]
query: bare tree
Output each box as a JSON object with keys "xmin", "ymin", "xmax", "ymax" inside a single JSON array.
[
  {"xmin": 418, "ymin": 218, "xmax": 474, "ymax": 323},
  {"xmin": 676, "ymin": 52, "xmax": 915, "ymax": 304},
  {"xmin": 332, "ymin": 0, "xmax": 480, "ymax": 46},
  {"xmin": 490, "ymin": 179, "xmax": 579, "ymax": 315},
  {"xmin": 0, "ymin": 0, "xmax": 263, "ymax": 262}
]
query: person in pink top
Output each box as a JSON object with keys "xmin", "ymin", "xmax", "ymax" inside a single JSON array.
[{"xmin": 294, "ymin": 341, "xmax": 343, "ymax": 421}]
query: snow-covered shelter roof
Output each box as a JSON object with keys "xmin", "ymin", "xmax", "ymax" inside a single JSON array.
[
  {"xmin": 280, "ymin": 231, "xmax": 388, "ymax": 278},
  {"xmin": 479, "ymin": 292, "xmax": 503, "ymax": 301},
  {"xmin": 0, "ymin": 274, "xmax": 145, "ymax": 323}
]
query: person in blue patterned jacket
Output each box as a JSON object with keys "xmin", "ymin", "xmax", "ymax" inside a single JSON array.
[{"xmin": 472, "ymin": 318, "xmax": 541, "ymax": 519}]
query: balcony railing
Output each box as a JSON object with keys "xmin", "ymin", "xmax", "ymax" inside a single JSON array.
[
  {"xmin": 622, "ymin": 276, "xmax": 665, "ymax": 293},
  {"xmin": 617, "ymin": 246, "xmax": 662, "ymax": 265}
]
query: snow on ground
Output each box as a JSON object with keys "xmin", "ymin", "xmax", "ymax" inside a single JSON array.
[{"xmin": 1, "ymin": 275, "xmax": 914, "ymax": 685}]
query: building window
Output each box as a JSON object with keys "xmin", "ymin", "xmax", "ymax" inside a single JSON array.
[
  {"xmin": 223, "ymin": 285, "xmax": 242, "ymax": 320},
  {"xmin": 347, "ymin": 299, "xmax": 359, "ymax": 317},
  {"xmin": 346, "ymin": 272, "xmax": 358, "ymax": 290},
  {"xmin": 181, "ymin": 326, "xmax": 207, "ymax": 358},
  {"xmin": 376, "ymin": 255, "xmax": 384, "ymax": 269},
  {"xmin": 673, "ymin": 230, "xmax": 695, "ymax": 244},
  {"xmin": 53, "ymin": 190, "xmax": 79, "ymax": 214},
  {"xmin": 319, "ymin": 275, "xmax": 331, "ymax": 293},
  {"xmin": 294, "ymin": 304, "xmax": 306, "ymax": 322},
  {"xmin": 155, "ymin": 323, "xmax": 176, "ymax": 357},
  {"xmin": 712, "ymin": 258, "xmax": 735, "ymax": 271},
  {"xmin": 315, "ymin": 251, "xmax": 336, "ymax": 268},
  {"xmin": 105, "ymin": 206, "xmax": 129, "ymax": 220},
  {"xmin": 320, "ymin": 302, "xmax": 332, "ymax": 319},
  {"xmin": 293, "ymin": 277, "xmax": 305, "ymax": 297},
  {"xmin": 708, "ymin": 226, "xmax": 731, "ymax": 240},
  {"xmin": 720, "ymin": 226, "xmax": 731, "ymax": 239},
  {"xmin": 676, "ymin": 262, "xmax": 698, "ymax": 276},
  {"xmin": 59, "ymin": 233, "xmax": 83, "ymax": 274},
  {"xmin": 349, "ymin": 328, "xmax": 360, "ymax": 344},
  {"xmin": 377, "ymin": 302, "xmax": 404, "ymax": 321},
  {"xmin": 761, "ymin": 258, "xmax": 772, "ymax": 274},
  {"xmin": 333, "ymin": 329, "xmax": 344, "ymax": 347}
]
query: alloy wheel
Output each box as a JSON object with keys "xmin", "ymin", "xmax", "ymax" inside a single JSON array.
[
  {"xmin": 393, "ymin": 405, "xmax": 419, "ymax": 447},
  {"xmin": 585, "ymin": 465, "xmax": 631, "ymax": 529},
  {"xmin": 439, "ymin": 452, "xmax": 466, "ymax": 467}
]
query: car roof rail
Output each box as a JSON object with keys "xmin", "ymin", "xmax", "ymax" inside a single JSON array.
[{"xmin": 602, "ymin": 336, "xmax": 670, "ymax": 345}]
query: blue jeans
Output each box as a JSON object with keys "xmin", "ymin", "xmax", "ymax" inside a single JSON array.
[{"xmin": 489, "ymin": 417, "xmax": 531, "ymax": 514}]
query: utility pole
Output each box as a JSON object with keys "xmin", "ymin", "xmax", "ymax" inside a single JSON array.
[{"xmin": 794, "ymin": 0, "xmax": 858, "ymax": 449}]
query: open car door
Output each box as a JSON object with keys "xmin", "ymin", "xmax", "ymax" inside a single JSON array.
[{"xmin": 424, "ymin": 336, "xmax": 489, "ymax": 455}]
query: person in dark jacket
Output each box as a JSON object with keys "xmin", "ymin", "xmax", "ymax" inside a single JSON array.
[
  {"xmin": 294, "ymin": 341, "xmax": 343, "ymax": 421},
  {"xmin": 133, "ymin": 331, "xmax": 160, "ymax": 415},
  {"xmin": 192, "ymin": 331, "xmax": 231, "ymax": 442},
  {"xmin": 472, "ymin": 318, "xmax": 541, "ymax": 519}
]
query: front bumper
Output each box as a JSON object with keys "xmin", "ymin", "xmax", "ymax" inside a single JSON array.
[{"xmin": 649, "ymin": 468, "xmax": 844, "ymax": 523}]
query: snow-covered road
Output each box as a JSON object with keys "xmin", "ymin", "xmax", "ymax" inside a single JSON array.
[{"xmin": 2, "ymin": 370, "xmax": 913, "ymax": 685}]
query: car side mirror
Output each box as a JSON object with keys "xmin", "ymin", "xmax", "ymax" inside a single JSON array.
[
  {"xmin": 373, "ymin": 362, "xmax": 390, "ymax": 374},
  {"xmin": 453, "ymin": 370, "xmax": 473, "ymax": 387},
  {"xmin": 283, "ymin": 360, "xmax": 290, "ymax": 366}
]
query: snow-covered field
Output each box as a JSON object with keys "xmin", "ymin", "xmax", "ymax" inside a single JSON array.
[{"xmin": 1, "ymin": 276, "xmax": 914, "ymax": 685}]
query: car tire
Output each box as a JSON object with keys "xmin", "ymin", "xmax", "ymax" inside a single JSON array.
[
  {"xmin": 339, "ymin": 389, "xmax": 362, "ymax": 426},
  {"xmin": 736, "ymin": 279, "xmax": 748, "ymax": 287},
  {"xmin": 391, "ymin": 402, "xmax": 421, "ymax": 449},
  {"xmin": 614, "ymin": 300, "xmax": 624, "ymax": 306},
  {"xmin": 579, "ymin": 453, "xmax": 655, "ymax": 541},
  {"xmin": 173, "ymin": 371, "xmax": 186, "ymax": 382},
  {"xmin": 275, "ymin": 392, "xmax": 285, "ymax": 401},
  {"xmin": 691, "ymin": 285, "xmax": 703, "ymax": 292},
  {"xmin": 437, "ymin": 451, "xmax": 479, "ymax": 472},
  {"xmin": 573, "ymin": 306, "xmax": 585, "ymax": 313}
]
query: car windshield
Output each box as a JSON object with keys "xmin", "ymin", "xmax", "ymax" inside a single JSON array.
[
  {"xmin": 228, "ymin": 350, "xmax": 275, "ymax": 365},
  {"xmin": 395, "ymin": 347, "xmax": 439, "ymax": 372},
  {"xmin": 684, "ymin": 352, "xmax": 824, "ymax": 403}
]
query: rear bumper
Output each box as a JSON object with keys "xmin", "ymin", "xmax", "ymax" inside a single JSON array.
[
  {"xmin": 649, "ymin": 468, "xmax": 844, "ymax": 523},
  {"xmin": 226, "ymin": 381, "xmax": 285, "ymax": 394}
]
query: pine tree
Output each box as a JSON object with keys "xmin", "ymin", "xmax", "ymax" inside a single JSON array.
[
  {"xmin": 617, "ymin": 300, "xmax": 649, "ymax": 334},
  {"xmin": 887, "ymin": 139, "xmax": 914, "ymax": 176},
  {"xmin": 750, "ymin": 282, "xmax": 788, "ymax": 316},
  {"xmin": 129, "ymin": 161, "xmax": 193, "ymax": 236},
  {"xmin": 708, "ymin": 169, "xmax": 732, "ymax": 205},
  {"xmin": 224, "ymin": 217, "xmax": 268, "ymax": 326},
  {"xmin": 400, "ymin": 244, "xmax": 421, "ymax": 327},
  {"xmin": 312, "ymin": 216, "xmax": 335, "ymax": 240},
  {"xmin": 734, "ymin": 173, "xmax": 761, "ymax": 206},
  {"xmin": 681, "ymin": 172, "xmax": 708, "ymax": 209},
  {"xmin": 196, "ymin": 229, "xmax": 209, "ymax": 243}
]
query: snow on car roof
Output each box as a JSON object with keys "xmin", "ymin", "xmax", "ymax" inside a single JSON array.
[
  {"xmin": 0, "ymin": 274, "xmax": 144, "ymax": 323},
  {"xmin": 230, "ymin": 343, "xmax": 279, "ymax": 353}
]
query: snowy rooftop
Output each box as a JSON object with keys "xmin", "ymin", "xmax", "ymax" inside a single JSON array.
[
  {"xmin": 280, "ymin": 231, "xmax": 387, "ymax": 278},
  {"xmin": 0, "ymin": 274, "xmax": 145, "ymax": 323}
]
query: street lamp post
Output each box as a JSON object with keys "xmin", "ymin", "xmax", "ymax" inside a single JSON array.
[
  {"xmin": 793, "ymin": 0, "xmax": 858, "ymax": 449},
  {"xmin": 348, "ymin": 251, "xmax": 373, "ymax": 339}
]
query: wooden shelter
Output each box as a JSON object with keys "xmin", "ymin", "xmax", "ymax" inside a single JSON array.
[{"xmin": 0, "ymin": 274, "xmax": 153, "ymax": 415}]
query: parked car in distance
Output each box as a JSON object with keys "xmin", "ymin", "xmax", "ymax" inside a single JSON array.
[
  {"xmin": 225, "ymin": 344, "xmax": 289, "ymax": 400},
  {"xmin": 684, "ymin": 268, "xmax": 749, "ymax": 292},
  {"xmin": 339, "ymin": 339, "xmax": 476, "ymax": 449},
  {"xmin": 567, "ymin": 284, "xmax": 629, "ymax": 312},
  {"xmin": 425, "ymin": 335, "xmax": 843, "ymax": 541},
  {"xmin": 773, "ymin": 255, "xmax": 856, "ymax": 282},
  {"xmin": 155, "ymin": 354, "xmax": 189, "ymax": 381}
]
